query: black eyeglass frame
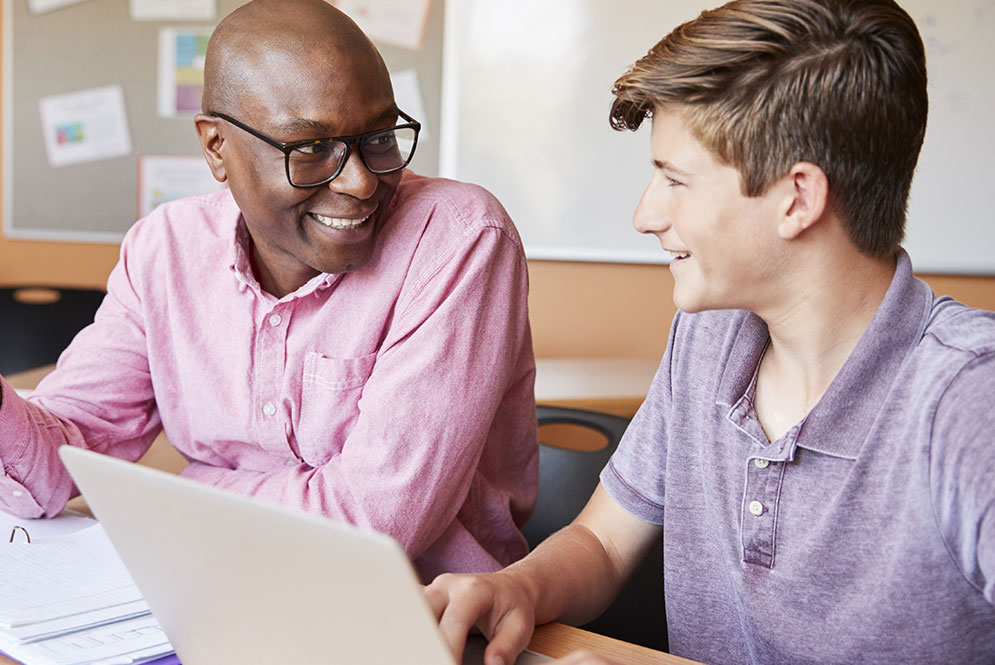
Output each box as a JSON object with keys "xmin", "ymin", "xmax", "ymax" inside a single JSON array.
[{"xmin": 208, "ymin": 109, "xmax": 421, "ymax": 188}]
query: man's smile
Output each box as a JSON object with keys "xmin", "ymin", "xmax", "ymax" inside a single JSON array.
[{"xmin": 310, "ymin": 212, "xmax": 371, "ymax": 230}]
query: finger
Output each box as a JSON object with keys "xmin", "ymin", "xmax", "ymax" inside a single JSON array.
[
  {"xmin": 424, "ymin": 576, "xmax": 451, "ymax": 620},
  {"xmin": 429, "ymin": 575, "xmax": 495, "ymax": 662},
  {"xmin": 481, "ymin": 606, "xmax": 533, "ymax": 665}
]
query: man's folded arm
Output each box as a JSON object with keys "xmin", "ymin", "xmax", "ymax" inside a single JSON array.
[{"xmin": 181, "ymin": 226, "xmax": 535, "ymax": 559}]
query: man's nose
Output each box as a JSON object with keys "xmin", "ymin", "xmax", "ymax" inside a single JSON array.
[{"xmin": 328, "ymin": 148, "xmax": 379, "ymax": 199}]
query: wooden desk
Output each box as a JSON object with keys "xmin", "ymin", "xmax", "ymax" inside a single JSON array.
[
  {"xmin": 0, "ymin": 623, "xmax": 697, "ymax": 665},
  {"xmin": 529, "ymin": 623, "xmax": 698, "ymax": 664},
  {"xmin": 3, "ymin": 365, "xmax": 696, "ymax": 665}
]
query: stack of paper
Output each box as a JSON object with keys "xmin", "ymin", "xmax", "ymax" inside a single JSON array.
[{"xmin": 0, "ymin": 523, "xmax": 175, "ymax": 665}]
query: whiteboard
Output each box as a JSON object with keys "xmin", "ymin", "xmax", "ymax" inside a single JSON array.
[{"xmin": 441, "ymin": 0, "xmax": 995, "ymax": 273}]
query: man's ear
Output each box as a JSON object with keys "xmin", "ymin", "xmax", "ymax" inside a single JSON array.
[
  {"xmin": 194, "ymin": 114, "xmax": 228, "ymax": 183},
  {"xmin": 777, "ymin": 162, "xmax": 828, "ymax": 240}
]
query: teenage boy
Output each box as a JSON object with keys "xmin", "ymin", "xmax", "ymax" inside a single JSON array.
[{"xmin": 425, "ymin": 0, "xmax": 995, "ymax": 663}]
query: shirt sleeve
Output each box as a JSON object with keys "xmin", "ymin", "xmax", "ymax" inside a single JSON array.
[
  {"xmin": 180, "ymin": 224, "xmax": 535, "ymax": 561},
  {"xmin": 0, "ymin": 233, "xmax": 163, "ymax": 518},
  {"xmin": 930, "ymin": 350, "xmax": 995, "ymax": 605}
]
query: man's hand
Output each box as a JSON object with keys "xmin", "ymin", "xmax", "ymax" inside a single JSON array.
[{"xmin": 425, "ymin": 568, "xmax": 537, "ymax": 665}]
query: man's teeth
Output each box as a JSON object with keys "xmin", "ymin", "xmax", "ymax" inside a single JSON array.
[
  {"xmin": 313, "ymin": 213, "xmax": 369, "ymax": 229},
  {"xmin": 669, "ymin": 251, "xmax": 690, "ymax": 259}
]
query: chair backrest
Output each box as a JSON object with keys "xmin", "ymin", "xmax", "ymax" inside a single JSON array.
[
  {"xmin": 0, "ymin": 286, "xmax": 106, "ymax": 375},
  {"xmin": 523, "ymin": 405, "xmax": 668, "ymax": 652}
]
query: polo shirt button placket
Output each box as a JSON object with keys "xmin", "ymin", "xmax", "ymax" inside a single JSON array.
[{"xmin": 742, "ymin": 454, "xmax": 780, "ymax": 567}]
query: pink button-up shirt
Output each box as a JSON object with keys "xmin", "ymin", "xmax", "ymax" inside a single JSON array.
[{"xmin": 0, "ymin": 172, "xmax": 538, "ymax": 581}]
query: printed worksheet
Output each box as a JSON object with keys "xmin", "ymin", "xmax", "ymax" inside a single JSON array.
[
  {"xmin": 131, "ymin": 0, "xmax": 215, "ymax": 20},
  {"xmin": 332, "ymin": 0, "xmax": 431, "ymax": 50},
  {"xmin": 39, "ymin": 86, "xmax": 132, "ymax": 168}
]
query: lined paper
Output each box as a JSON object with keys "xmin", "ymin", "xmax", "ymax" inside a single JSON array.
[{"xmin": 0, "ymin": 526, "xmax": 143, "ymax": 627}]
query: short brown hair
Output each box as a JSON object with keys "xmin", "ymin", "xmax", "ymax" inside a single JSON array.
[{"xmin": 610, "ymin": 0, "xmax": 927, "ymax": 257}]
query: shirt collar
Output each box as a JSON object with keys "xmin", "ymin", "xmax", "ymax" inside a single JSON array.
[
  {"xmin": 227, "ymin": 210, "xmax": 341, "ymax": 301},
  {"xmin": 717, "ymin": 250, "xmax": 934, "ymax": 459}
]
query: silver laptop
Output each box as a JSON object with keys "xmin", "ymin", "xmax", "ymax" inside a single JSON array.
[{"xmin": 59, "ymin": 446, "xmax": 548, "ymax": 665}]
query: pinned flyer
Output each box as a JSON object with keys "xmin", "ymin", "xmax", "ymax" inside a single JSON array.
[
  {"xmin": 39, "ymin": 85, "xmax": 132, "ymax": 168},
  {"xmin": 27, "ymin": 0, "xmax": 92, "ymax": 14},
  {"xmin": 158, "ymin": 27, "xmax": 213, "ymax": 117},
  {"xmin": 131, "ymin": 0, "xmax": 215, "ymax": 21},
  {"xmin": 138, "ymin": 155, "xmax": 226, "ymax": 218},
  {"xmin": 332, "ymin": 0, "xmax": 431, "ymax": 50}
]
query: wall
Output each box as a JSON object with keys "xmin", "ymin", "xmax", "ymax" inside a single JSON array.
[{"xmin": 1, "ymin": 6, "xmax": 993, "ymax": 362}]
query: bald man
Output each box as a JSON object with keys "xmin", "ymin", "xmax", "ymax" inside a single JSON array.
[{"xmin": 0, "ymin": 0, "xmax": 538, "ymax": 581}]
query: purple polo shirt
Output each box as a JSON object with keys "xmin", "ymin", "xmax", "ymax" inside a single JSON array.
[{"xmin": 602, "ymin": 251, "xmax": 995, "ymax": 664}]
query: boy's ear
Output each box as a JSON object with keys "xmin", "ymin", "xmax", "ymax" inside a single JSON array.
[
  {"xmin": 777, "ymin": 162, "xmax": 828, "ymax": 240},
  {"xmin": 194, "ymin": 114, "xmax": 228, "ymax": 183}
]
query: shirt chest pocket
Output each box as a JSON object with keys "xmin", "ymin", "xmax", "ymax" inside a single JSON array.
[{"xmin": 298, "ymin": 351, "xmax": 377, "ymax": 465}]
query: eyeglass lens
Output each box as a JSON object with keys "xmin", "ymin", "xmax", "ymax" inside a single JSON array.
[{"xmin": 288, "ymin": 126, "xmax": 417, "ymax": 186}]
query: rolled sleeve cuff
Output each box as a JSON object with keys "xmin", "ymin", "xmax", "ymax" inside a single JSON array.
[{"xmin": 0, "ymin": 379, "xmax": 46, "ymax": 517}]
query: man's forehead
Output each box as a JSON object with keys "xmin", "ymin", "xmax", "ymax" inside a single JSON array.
[{"xmin": 268, "ymin": 103, "xmax": 400, "ymax": 135}]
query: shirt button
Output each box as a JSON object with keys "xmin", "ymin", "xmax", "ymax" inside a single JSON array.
[
  {"xmin": 268, "ymin": 313, "xmax": 282, "ymax": 327},
  {"xmin": 262, "ymin": 402, "xmax": 277, "ymax": 417},
  {"xmin": 748, "ymin": 500, "xmax": 765, "ymax": 516},
  {"xmin": 754, "ymin": 458, "xmax": 770, "ymax": 469},
  {"xmin": 285, "ymin": 459, "xmax": 297, "ymax": 467},
  {"xmin": 12, "ymin": 490, "xmax": 23, "ymax": 497}
]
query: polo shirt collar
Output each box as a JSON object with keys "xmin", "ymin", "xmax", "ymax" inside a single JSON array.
[{"xmin": 717, "ymin": 250, "xmax": 933, "ymax": 459}]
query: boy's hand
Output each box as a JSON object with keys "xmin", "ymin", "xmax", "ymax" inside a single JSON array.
[{"xmin": 425, "ymin": 569, "xmax": 537, "ymax": 665}]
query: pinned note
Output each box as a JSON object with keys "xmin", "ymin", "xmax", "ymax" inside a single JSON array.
[{"xmin": 38, "ymin": 86, "xmax": 132, "ymax": 168}]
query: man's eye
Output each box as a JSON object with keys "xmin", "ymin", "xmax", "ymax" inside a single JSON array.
[
  {"xmin": 294, "ymin": 142, "xmax": 329, "ymax": 155},
  {"xmin": 366, "ymin": 133, "xmax": 397, "ymax": 150}
]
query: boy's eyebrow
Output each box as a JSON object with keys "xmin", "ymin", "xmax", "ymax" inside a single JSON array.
[{"xmin": 653, "ymin": 158, "xmax": 692, "ymax": 177}]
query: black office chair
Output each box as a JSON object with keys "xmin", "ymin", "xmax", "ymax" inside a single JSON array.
[
  {"xmin": 523, "ymin": 405, "xmax": 668, "ymax": 652},
  {"xmin": 0, "ymin": 286, "xmax": 106, "ymax": 375}
]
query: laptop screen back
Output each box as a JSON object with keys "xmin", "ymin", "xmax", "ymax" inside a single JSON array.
[{"xmin": 59, "ymin": 446, "xmax": 456, "ymax": 665}]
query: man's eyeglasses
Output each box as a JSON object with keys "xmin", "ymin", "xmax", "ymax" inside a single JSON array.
[{"xmin": 209, "ymin": 110, "xmax": 421, "ymax": 188}]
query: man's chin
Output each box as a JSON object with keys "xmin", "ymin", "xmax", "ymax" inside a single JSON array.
[{"xmin": 317, "ymin": 246, "xmax": 376, "ymax": 275}]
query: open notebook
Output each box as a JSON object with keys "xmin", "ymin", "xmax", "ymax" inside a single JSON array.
[{"xmin": 58, "ymin": 446, "xmax": 548, "ymax": 665}]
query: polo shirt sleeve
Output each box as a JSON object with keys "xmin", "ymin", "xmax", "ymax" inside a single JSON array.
[
  {"xmin": 930, "ymin": 350, "xmax": 995, "ymax": 605},
  {"xmin": 599, "ymin": 312, "xmax": 681, "ymax": 526}
]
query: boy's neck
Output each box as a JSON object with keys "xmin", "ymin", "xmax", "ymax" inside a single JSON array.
[{"xmin": 752, "ymin": 248, "xmax": 897, "ymax": 443}]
